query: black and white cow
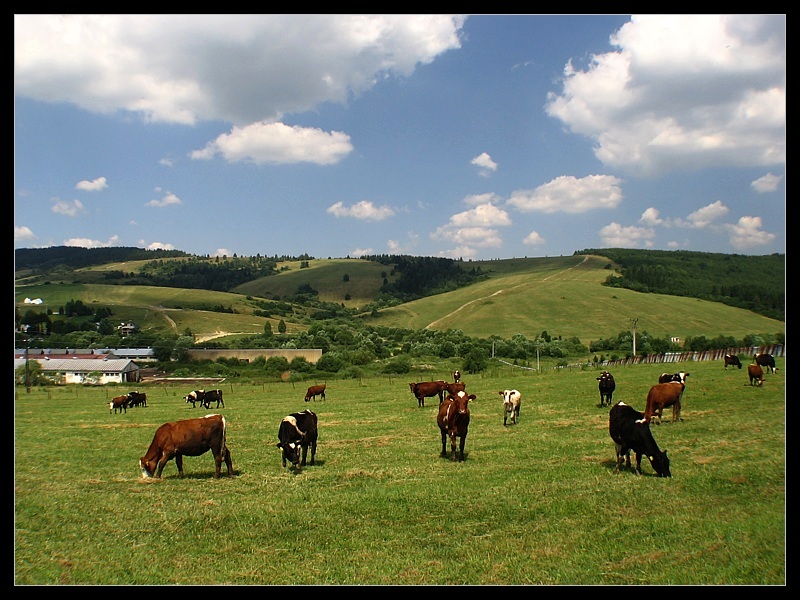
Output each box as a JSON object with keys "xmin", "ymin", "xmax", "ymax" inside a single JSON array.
[
  {"xmin": 724, "ymin": 354, "xmax": 742, "ymax": 369},
  {"xmin": 200, "ymin": 389, "xmax": 224, "ymax": 409},
  {"xmin": 276, "ymin": 410, "xmax": 318, "ymax": 468},
  {"xmin": 754, "ymin": 353, "xmax": 777, "ymax": 375},
  {"xmin": 609, "ymin": 401, "xmax": 671, "ymax": 477},
  {"xmin": 658, "ymin": 371, "xmax": 690, "ymax": 384},
  {"xmin": 596, "ymin": 371, "xmax": 616, "ymax": 407}
]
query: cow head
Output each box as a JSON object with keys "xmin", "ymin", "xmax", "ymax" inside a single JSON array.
[
  {"xmin": 139, "ymin": 457, "xmax": 156, "ymax": 479},
  {"xmin": 277, "ymin": 439, "xmax": 303, "ymax": 466},
  {"xmin": 648, "ymin": 450, "xmax": 671, "ymax": 478},
  {"xmin": 453, "ymin": 391, "xmax": 474, "ymax": 414}
]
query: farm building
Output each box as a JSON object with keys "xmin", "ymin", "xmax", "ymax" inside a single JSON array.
[{"xmin": 14, "ymin": 357, "xmax": 141, "ymax": 384}]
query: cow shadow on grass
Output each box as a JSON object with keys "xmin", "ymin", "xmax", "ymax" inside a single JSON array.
[{"xmin": 602, "ymin": 458, "xmax": 666, "ymax": 478}]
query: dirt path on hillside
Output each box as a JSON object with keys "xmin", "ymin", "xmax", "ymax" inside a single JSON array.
[{"xmin": 425, "ymin": 255, "xmax": 590, "ymax": 329}]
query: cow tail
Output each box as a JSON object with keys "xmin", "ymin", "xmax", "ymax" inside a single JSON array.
[{"xmin": 221, "ymin": 415, "xmax": 228, "ymax": 454}]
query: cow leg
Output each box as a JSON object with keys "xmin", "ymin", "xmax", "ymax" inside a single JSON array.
[
  {"xmin": 223, "ymin": 447, "xmax": 233, "ymax": 476},
  {"xmin": 175, "ymin": 453, "xmax": 185, "ymax": 478},
  {"xmin": 504, "ymin": 411, "xmax": 508, "ymax": 426},
  {"xmin": 301, "ymin": 444, "xmax": 308, "ymax": 466},
  {"xmin": 440, "ymin": 430, "xmax": 448, "ymax": 457},
  {"xmin": 449, "ymin": 432, "xmax": 458, "ymax": 460},
  {"xmin": 633, "ymin": 452, "xmax": 644, "ymax": 475},
  {"xmin": 458, "ymin": 433, "xmax": 467, "ymax": 461}
]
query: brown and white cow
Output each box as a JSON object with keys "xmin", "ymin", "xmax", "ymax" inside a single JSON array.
[
  {"xmin": 139, "ymin": 414, "xmax": 233, "ymax": 479},
  {"xmin": 637, "ymin": 382, "xmax": 685, "ymax": 425},
  {"xmin": 409, "ymin": 381, "xmax": 447, "ymax": 408},
  {"xmin": 445, "ymin": 381, "xmax": 466, "ymax": 397},
  {"xmin": 109, "ymin": 395, "xmax": 130, "ymax": 414},
  {"xmin": 748, "ymin": 363, "xmax": 765, "ymax": 387},
  {"xmin": 499, "ymin": 389, "xmax": 521, "ymax": 426},
  {"xmin": 277, "ymin": 410, "xmax": 318, "ymax": 468},
  {"xmin": 304, "ymin": 384, "xmax": 326, "ymax": 402},
  {"xmin": 437, "ymin": 390, "xmax": 474, "ymax": 461}
]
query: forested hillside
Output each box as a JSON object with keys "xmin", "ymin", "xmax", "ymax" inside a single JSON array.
[{"xmin": 576, "ymin": 248, "xmax": 784, "ymax": 321}]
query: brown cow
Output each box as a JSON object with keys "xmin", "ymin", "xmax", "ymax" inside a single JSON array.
[
  {"xmin": 445, "ymin": 381, "xmax": 466, "ymax": 397},
  {"xmin": 437, "ymin": 390, "xmax": 474, "ymax": 461},
  {"xmin": 109, "ymin": 395, "xmax": 130, "ymax": 414},
  {"xmin": 304, "ymin": 384, "xmax": 326, "ymax": 402},
  {"xmin": 637, "ymin": 382, "xmax": 685, "ymax": 425},
  {"xmin": 409, "ymin": 381, "xmax": 447, "ymax": 408},
  {"xmin": 748, "ymin": 364, "xmax": 764, "ymax": 387},
  {"xmin": 139, "ymin": 414, "xmax": 233, "ymax": 479}
]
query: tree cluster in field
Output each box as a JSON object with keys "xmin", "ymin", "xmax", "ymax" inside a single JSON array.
[{"xmin": 577, "ymin": 248, "xmax": 784, "ymax": 320}]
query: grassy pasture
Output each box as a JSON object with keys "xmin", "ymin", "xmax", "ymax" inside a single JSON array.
[
  {"xmin": 15, "ymin": 358, "xmax": 784, "ymax": 585},
  {"xmin": 16, "ymin": 255, "xmax": 783, "ymax": 345}
]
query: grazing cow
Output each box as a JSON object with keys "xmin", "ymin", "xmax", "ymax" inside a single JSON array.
[
  {"xmin": 184, "ymin": 390, "xmax": 206, "ymax": 408},
  {"xmin": 276, "ymin": 410, "xmax": 318, "ymax": 468},
  {"xmin": 437, "ymin": 391, "xmax": 474, "ymax": 461},
  {"xmin": 748, "ymin": 364, "xmax": 765, "ymax": 387},
  {"xmin": 445, "ymin": 381, "xmax": 466, "ymax": 397},
  {"xmin": 127, "ymin": 391, "xmax": 147, "ymax": 407},
  {"xmin": 109, "ymin": 395, "xmax": 130, "ymax": 414},
  {"xmin": 409, "ymin": 381, "xmax": 447, "ymax": 408},
  {"xmin": 724, "ymin": 354, "xmax": 742, "ymax": 370},
  {"xmin": 139, "ymin": 414, "xmax": 233, "ymax": 479},
  {"xmin": 609, "ymin": 402, "xmax": 671, "ymax": 477},
  {"xmin": 453, "ymin": 370, "xmax": 461, "ymax": 383},
  {"xmin": 658, "ymin": 371, "xmax": 690, "ymax": 384},
  {"xmin": 638, "ymin": 382, "xmax": 685, "ymax": 425},
  {"xmin": 499, "ymin": 389, "xmax": 521, "ymax": 426},
  {"xmin": 200, "ymin": 389, "xmax": 224, "ymax": 409},
  {"xmin": 304, "ymin": 384, "xmax": 326, "ymax": 402},
  {"xmin": 596, "ymin": 371, "xmax": 616, "ymax": 407},
  {"xmin": 754, "ymin": 354, "xmax": 777, "ymax": 375}
]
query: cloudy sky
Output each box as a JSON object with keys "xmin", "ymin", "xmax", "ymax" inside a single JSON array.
[{"xmin": 14, "ymin": 14, "xmax": 785, "ymax": 260}]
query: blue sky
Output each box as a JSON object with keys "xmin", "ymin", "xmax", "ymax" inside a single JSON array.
[{"xmin": 14, "ymin": 15, "xmax": 785, "ymax": 260}]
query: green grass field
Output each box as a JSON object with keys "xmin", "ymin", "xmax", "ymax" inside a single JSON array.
[
  {"xmin": 16, "ymin": 255, "xmax": 784, "ymax": 346},
  {"xmin": 14, "ymin": 358, "xmax": 785, "ymax": 585}
]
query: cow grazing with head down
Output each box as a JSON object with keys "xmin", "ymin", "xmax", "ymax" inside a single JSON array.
[
  {"xmin": 748, "ymin": 363, "xmax": 765, "ymax": 386},
  {"xmin": 437, "ymin": 390, "xmax": 474, "ymax": 461},
  {"xmin": 596, "ymin": 371, "xmax": 615, "ymax": 407},
  {"xmin": 409, "ymin": 381, "xmax": 447, "ymax": 408},
  {"xmin": 609, "ymin": 402, "xmax": 671, "ymax": 477},
  {"xmin": 184, "ymin": 390, "xmax": 206, "ymax": 408},
  {"xmin": 499, "ymin": 389, "xmax": 521, "ymax": 426},
  {"xmin": 304, "ymin": 384, "xmax": 326, "ymax": 402},
  {"xmin": 754, "ymin": 353, "xmax": 777, "ymax": 375},
  {"xmin": 724, "ymin": 354, "xmax": 742, "ymax": 370},
  {"xmin": 277, "ymin": 410, "xmax": 318, "ymax": 468},
  {"xmin": 638, "ymin": 382, "xmax": 684, "ymax": 425},
  {"xmin": 109, "ymin": 395, "xmax": 129, "ymax": 414},
  {"xmin": 659, "ymin": 371, "xmax": 689, "ymax": 384},
  {"xmin": 200, "ymin": 389, "xmax": 224, "ymax": 409},
  {"xmin": 139, "ymin": 414, "xmax": 233, "ymax": 479}
]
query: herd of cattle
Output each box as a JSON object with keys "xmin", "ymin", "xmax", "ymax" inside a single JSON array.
[
  {"xmin": 603, "ymin": 352, "xmax": 779, "ymax": 478},
  {"xmin": 113, "ymin": 352, "xmax": 779, "ymax": 480}
]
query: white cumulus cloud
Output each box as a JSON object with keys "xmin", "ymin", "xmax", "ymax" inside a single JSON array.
[
  {"xmin": 750, "ymin": 172, "xmax": 783, "ymax": 193},
  {"xmin": 327, "ymin": 200, "xmax": 395, "ymax": 221},
  {"xmin": 75, "ymin": 176, "xmax": 108, "ymax": 192},
  {"xmin": 507, "ymin": 174, "xmax": 623, "ymax": 214}
]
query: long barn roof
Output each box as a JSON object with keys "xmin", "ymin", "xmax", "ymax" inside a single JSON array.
[{"xmin": 13, "ymin": 358, "xmax": 139, "ymax": 373}]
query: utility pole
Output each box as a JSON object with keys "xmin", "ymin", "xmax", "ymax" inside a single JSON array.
[{"xmin": 631, "ymin": 318, "xmax": 638, "ymax": 357}]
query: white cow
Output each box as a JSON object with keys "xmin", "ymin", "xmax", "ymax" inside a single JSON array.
[{"xmin": 499, "ymin": 389, "xmax": 522, "ymax": 426}]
